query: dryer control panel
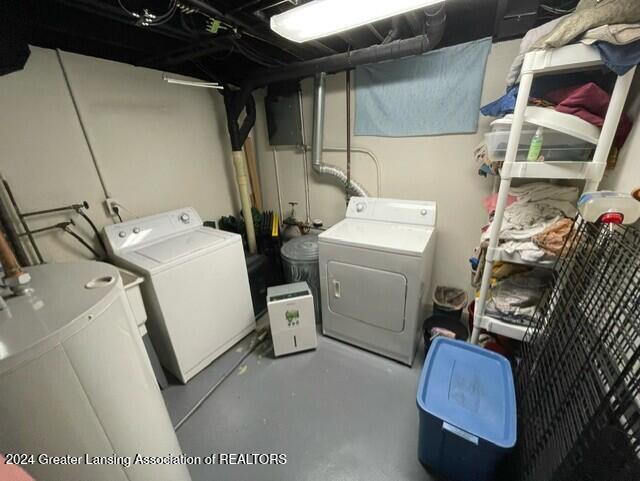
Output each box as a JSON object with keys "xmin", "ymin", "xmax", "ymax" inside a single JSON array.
[
  {"xmin": 346, "ymin": 197, "xmax": 436, "ymax": 226},
  {"xmin": 103, "ymin": 207, "xmax": 203, "ymax": 253}
]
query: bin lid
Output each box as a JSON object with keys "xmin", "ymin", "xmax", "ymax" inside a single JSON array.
[
  {"xmin": 281, "ymin": 235, "xmax": 319, "ymax": 262},
  {"xmin": 417, "ymin": 338, "xmax": 516, "ymax": 448}
]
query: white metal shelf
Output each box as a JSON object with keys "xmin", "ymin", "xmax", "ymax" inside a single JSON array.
[{"xmin": 471, "ymin": 43, "xmax": 637, "ymax": 345}]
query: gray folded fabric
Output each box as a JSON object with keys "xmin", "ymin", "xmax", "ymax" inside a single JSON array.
[
  {"xmin": 485, "ymin": 269, "xmax": 554, "ymax": 326},
  {"xmin": 580, "ymin": 23, "xmax": 640, "ymax": 45},
  {"xmin": 533, "ymin": 0, "xmax": 640, "ymax": 50}
]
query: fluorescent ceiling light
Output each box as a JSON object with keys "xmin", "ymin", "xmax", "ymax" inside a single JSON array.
[
  {"xmin": 270, "ymin": 0, "xmax": 444, "ymax": 43},
  {"xmin": 162, "ymin": 74, "xmax": 223, "ymax": 89}
]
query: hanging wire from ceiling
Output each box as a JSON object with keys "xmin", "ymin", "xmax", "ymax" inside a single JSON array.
[
  {"xmin": 177, "ymin": 2, "xmax": 236, "ymax": 34},
  {"xmin": 117, "ymin": 0, "xmax": 178, "ymax": 26},
  {"xmin": 116, "ymin": 1, "xmax": 289, "ymax": 68},
  {"xmin": 232, "ymin": 37, "xmax": 287, "ymax": 68}
]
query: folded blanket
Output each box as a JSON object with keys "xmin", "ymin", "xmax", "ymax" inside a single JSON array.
[
  {"xmin": 482, "ymin": 183, "xmax": 579, "ymax": 242},
  {"xmin": 581, "ymin": 23, "xmax": 640, "ymax": 45},
  {"xmin": 544, "ymin": 82, "xmax": 633, "ymax": 147},
  {"xmin": 509, "ymin": 182, "xmax": 580, "ymax": 203},
  {"xmin": 594, "ymin": 39, "xmax": 640, "ymax": 76},
  {"xmin": 533, "ymin": 0, "xmax": 640, "ymax": 50},
  {"xmin": 486, "ymin": 269, "xmax": 554, "ymax": 325},
  {"xmin": 500, "ymin": 240, "xmax": 549, "ymax": 262},
  {"xmin": 533, "ymin": 218, "xmax": 575, "ymax": 256}
]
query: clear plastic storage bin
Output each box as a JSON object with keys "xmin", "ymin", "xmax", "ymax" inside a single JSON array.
[
  {"xmin": 485, "ymin": 127, "xmax": 595, "ymax": 162},
  {"xmin": 485, "ymin": 107, "xmax": 598, "ymax": 163}
]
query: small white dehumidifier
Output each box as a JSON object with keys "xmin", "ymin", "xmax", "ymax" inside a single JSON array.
[{"xmin": 267, "ymin": 282, "xmax": 317, "ymax": 356}]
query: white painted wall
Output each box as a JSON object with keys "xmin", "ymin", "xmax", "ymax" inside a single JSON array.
[
  {"xmin": 0, "ymin": 47, "xmax": 238, "ymax": 263},
  {"xmin": 253, "ymin": 39, "xmax": 521, "ymax": 295}
]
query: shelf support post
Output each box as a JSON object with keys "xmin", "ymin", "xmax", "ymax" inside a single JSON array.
[{"xmin": 471, "ymin": 71, "xmax": 535, "ymax": 345}]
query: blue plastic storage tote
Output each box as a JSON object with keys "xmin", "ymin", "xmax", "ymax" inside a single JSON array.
[{"xmin": 417, "ymin": 338, "xmax": 516, "ymax": 481}]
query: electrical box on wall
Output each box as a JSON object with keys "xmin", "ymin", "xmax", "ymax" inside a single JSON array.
[
  {"xmin": 494, "ymin": 0, "xmax": 541, "ymax": 40},
  {"xmin": 267, "ymin": 282, "xmax": 317, "ymax": 357},
  {"xmin": 265, "ymin": 81, "xmax": 303, "ymax": 146}
]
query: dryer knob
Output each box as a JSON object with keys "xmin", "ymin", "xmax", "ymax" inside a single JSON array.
[
  {"xmin": 356, "ymin": 202, "xmax": 366, "ymax": 213},
  {"xmin": 420, "ymin": 209, "xmax": 428, "ymax": 216},
  {"xmin": 118, "ymin": 231, "xmax": 127, "ymax": 238},
  {"xmin": 180, "ymin": 213, "xmax": 191, "ymax": 223},
  {"xmin": 133, "ymin": 227, "xmax": 141, "ymax": 234}
]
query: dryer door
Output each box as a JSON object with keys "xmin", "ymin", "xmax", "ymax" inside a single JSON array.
[{"xmin": 327, "ymin": 261, "xmax": 407, "ymax": 332}]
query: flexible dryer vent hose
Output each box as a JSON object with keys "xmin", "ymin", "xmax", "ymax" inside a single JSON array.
[{"xmin": 312, "ymin": 73, "xmax": 368, "ymax": 198}]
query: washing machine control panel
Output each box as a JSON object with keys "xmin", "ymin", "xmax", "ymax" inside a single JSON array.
[
  {"xmin": 104, "ymin": 207, "xmax": 203, "ymax": 252},
  {"xmin": 346, "ymin": 197, "xmax": 436, "ymax": 226}
]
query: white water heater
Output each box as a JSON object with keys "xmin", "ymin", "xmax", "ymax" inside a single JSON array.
[
  {"xmin": 267, "ymin": 282, "xmax": 317, "ymax": 357},
  {"xmin": 0, "ymin": 261, "xmax": 191, "ymax": 481}
]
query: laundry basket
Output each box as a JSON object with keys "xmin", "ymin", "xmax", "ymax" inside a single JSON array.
[
  {"xmin": 281, "ymin": 235, "xmax": 321, "ymax": 322},
  {"xmin": 433, "ymin": 286, "xmax": 468, "ymax": 320}
]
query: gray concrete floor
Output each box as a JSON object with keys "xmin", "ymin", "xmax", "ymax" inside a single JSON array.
[{"xmin": 161, "ymin": 324, "xmax": 438, "ymax": 481}]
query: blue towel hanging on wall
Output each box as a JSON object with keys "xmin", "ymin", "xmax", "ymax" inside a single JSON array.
[{"xmin": 355, "ymin": 37, "xmax": 492, "ymax": 137}]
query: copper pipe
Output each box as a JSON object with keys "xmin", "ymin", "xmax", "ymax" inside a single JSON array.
[{"xmin": 0, "ymin": 229, "xmax": 24, "ymax": 279}]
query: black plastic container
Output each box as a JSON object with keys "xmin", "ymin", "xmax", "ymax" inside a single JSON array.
[{"xmin": 422, "ymin": 315, "xmax": 469, "ymax": 357}]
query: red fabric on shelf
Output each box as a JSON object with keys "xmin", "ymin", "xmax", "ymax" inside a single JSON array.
[
  {"xmin": 0, "ymin": 455, "xmax": 35, "ymax": 481},
  {"xmin": 544, "ymin": 82, "xmax": 633, "ymax": 148},
  {"xmin": 483, "ymin": 193, "xmax": 517, "ymax": 214}
]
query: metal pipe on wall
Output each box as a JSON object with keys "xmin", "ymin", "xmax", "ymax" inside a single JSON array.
[
  {"xmin": 0, "ymin": 229, "xmax": 30, "ymax": 295},
  {"xmin": 272, "ymin": 147, "xmax": 284, "ymax": 224},
  {"xmin": 298, "ymin": 89, "xmax": 311, "ymax": 224},
  {"xmin": 346, "ymin": 70, "xmax": 352, "ymax": 204},
  {"xmin": 2, "ymin": 176, "xmax": 44, "ymax": 264},
  {"xmin": 0, "ymin": 182, "xmax": 30, "ymax": 267},
  {"xmin": 312, "ymin": 73, "xmax": 368, "ymax": 198},
  {"xmin": 246, "ymin": 6, "xmax": 446, "ymax": 89},
  {"xmin": 56, "ymin": 50, "xmax": 113, "ymax": 202}
]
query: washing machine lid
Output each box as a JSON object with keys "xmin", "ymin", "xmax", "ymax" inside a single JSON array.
[
  {"xmin": 319, "ymin": 219, "xmax": 433, "ymax": 257},
  {"xmin": 113, "ymin": 228, "xmax": 239, "ymax": 275},
  {"xmin": 136, "ymin": 230, "xmax": 226, "ymax": 263}
]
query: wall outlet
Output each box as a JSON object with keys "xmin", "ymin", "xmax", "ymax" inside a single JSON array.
[{"xmin": 104, "ymin": 198, "xmax": 120, "ymax": 216}]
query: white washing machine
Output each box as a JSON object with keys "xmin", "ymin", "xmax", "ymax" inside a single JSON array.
[
  {"xmin": 104, "ymin": 207, "xmax": 255, "ymax": 384},
  {"xmin": 319, "ymin": 197, "xmax": 437, "ymax": 365},
  {"xmin": 0, "ymin": 261, "xmax": 190, "ymax": 481}
]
